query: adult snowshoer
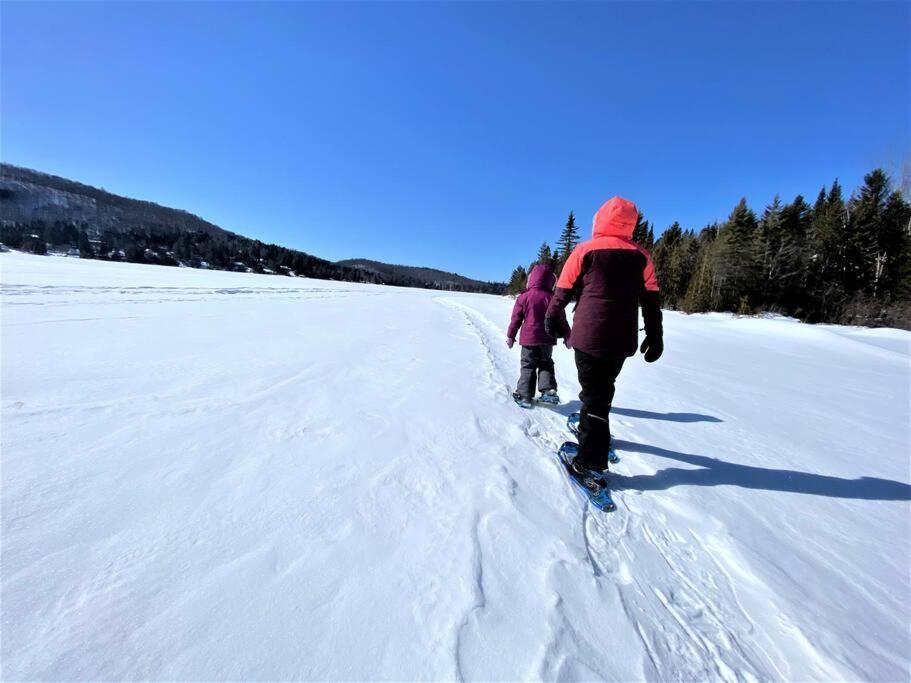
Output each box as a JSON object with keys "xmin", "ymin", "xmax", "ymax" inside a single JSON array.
[
  {"xmin": 545, "ymin": 196, "xmax": 663, "ymax": 477},
  {"xmin": 506, "ymin": 262, "xmax": 568, "ymax": 408}
]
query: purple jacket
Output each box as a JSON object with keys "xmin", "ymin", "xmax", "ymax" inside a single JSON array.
[{"xmin": 507, "ymin": 264, "xmax": 568, "ymax": 346}]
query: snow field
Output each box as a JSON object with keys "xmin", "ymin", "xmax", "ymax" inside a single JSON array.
[{"xmin": 2, "ymin": 252, "xmax": 909, "ymax": 681}]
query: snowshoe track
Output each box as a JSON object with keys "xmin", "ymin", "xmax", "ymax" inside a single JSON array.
[{"xmin": 434, "ymin": 297, "xmax": 826, "ymax": 683}]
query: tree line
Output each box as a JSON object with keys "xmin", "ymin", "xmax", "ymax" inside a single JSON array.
[
  {"xmin": 507, "ymin": 169, "xmax": 911, "ymax": 329},
  {"xmin": 0, "ymin": 221, "xmax": 506, "ymax": 294}
]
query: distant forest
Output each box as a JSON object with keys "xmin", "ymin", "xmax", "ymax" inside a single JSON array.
[
  {"xmin": 509, "ymin": 169, "xmax": 911, "ymax": 329},
  {"xmin": 0, "ymin": 221, "xmax": 505, "ymax": 294}
]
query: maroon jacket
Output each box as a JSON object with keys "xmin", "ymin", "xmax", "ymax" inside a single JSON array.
[
  {"xmin": 507, "ymin": 264, "xmax": 567, "ymax": 346},
  {"xmin": 545, "ymin": 197, "xmax": 662, "ymax": 358}
]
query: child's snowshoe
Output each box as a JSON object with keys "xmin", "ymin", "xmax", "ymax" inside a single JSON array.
[
  {"xmin": 512, "ymin": 391, "xmax": 534, "ymax": 409},
  {"xmin": 566, "ymin": 412, "xmax": 620, "ymax": 464},
  {"xmin": 537, "ymin": 390, "xmax": 560, "ymax": 405}
]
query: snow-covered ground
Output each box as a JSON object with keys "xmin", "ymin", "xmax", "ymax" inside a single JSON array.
[{"xmin": 3, "ymin": 252, "xmax": 909, "ymax": 681}]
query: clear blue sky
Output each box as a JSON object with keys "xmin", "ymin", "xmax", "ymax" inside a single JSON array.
[{"xmin": 3, "ymin": 1, "xmax": 908, "ymax": 281}]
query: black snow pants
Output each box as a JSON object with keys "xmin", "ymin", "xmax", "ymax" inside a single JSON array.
[
  {"xmin": 516, "ymin": 345, "xmax": 557, "ymax": 400},
  {"xmin": 574, "ymin": 349, "xmax": 625, "ymax": 471}
]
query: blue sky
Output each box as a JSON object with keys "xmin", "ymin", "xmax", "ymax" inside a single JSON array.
[{"xmin": 3, "ymin": 1, "xmax": 908, "ymax": 281}]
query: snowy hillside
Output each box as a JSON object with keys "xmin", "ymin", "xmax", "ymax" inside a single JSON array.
[{"xmin": 3, "ymin": 252, "xmax": 909, "ymax": 681}]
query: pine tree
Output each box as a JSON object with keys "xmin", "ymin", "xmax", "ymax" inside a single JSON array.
[
  {"xmin": 28, "ymin": 237, "xmax": 47, "ymax": 255},
  {"xmin": 710, "ymin": 198, "xmax": 759, "ymax": 311},
  {"xmin": 777, "ymin": 195, "xmax": 811, "ymax": 312},
  {"xmin": 78, "ymin": 229, "xmax": 94, "ymax": 258},
  {"xmin": 681, "ymin": 225, "xmax": 720, "ymax": 312},
  {"xmin": 683, "ymin": 242, "xmax": 717, "ymax": 312},
  {"xmin": 653, "ymin": 222, "xmax": 687, "ymax": 307},
  {"xmin": 849, "ymin": 169, "xmax": 899, "ymax": 298},
  {"xmin": 507, "ymin": 265, "xmax": 528, "ymax": 296},
  {"xmin": 806, "ymin": 182, "xmax": 848, "ymax": 320},
  {"xmin": 883, "ymin": 190, "xmax": 911, "ymax": 302},
  {"xmin": 633, "ymin": 211, "xmax": 649, "ymax": 245},
  {"xmin": 557, "ymin": 211, "xmax": 580, "ymax": 268},
  {"xmin": 755, "ymin": 196, "xmax": 786, "ymax": 305},
  {"xmin": 536, "ymin": 242, "xmax": 552, "ymax": 265}
]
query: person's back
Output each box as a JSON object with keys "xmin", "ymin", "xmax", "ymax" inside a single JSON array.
[
  {"xmin": 544, "ymin": 196, "xmax": 663, "ymax": 474},
  {"xmin": 506, "ymin": 263, "xmax": 565, "ymax": 406},
  {"xmin": 513, "ymin": 264, "xmax": 557, "ymax": 346},
  {"xmin": 549, "ymin": 197, "xmax": 659, "ymax": 357}
]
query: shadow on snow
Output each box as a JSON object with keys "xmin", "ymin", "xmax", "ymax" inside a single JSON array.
[
  {"xmin": 552, "ymin": 400, "xmax": 724, "ymax": 424},
  {"xmin": 612, "ymin": 440, "xmax": 911, "ymax": 501}
]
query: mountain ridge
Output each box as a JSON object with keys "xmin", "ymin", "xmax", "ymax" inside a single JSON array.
[
  {"xmin": 338, "ymin": 258, "xmax": 500, "ymax": 290},
  {"xmin": 0, "ymin": 163, "xmax": 504, "ymax": 293}
]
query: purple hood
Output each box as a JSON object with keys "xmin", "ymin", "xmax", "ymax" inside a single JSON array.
[{"xmin": 526, "ymin": 263, "xmax": 556, "ymax": 291}]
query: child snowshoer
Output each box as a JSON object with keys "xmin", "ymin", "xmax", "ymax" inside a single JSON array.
[
  {"xmin": 507, "ymin": 263, "xmax": 568, "ymax": 408},
  {"xmin": 545, "ymin": 196, "xmax": 663, "ymax": 476}
]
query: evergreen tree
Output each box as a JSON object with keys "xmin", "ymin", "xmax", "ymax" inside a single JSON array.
[
  {"xmin": 682, "ymin": 224, "xmax": 721, "ymax": 312},
  {"xmin": 652, "ymin": 222, "xmax": 692, "ymax": 308},
  {"xmin": 806, "ymin": 181, "xmax": 848, "ymax": 320},
  {"xmin": 683, "ymin": 241, "xmax": 718, "ymax": 312},
  {"xmin": 849, "ymin": 169, "xmax": 901, "ymax": 299},
  {"xmin": 125, "ymin": 244, "xmax": 145, "ymax": 263},
  {"xmin": 27, "ymin": 237, "xmax": 47, "ymax": 255},
  {"xmin": 712, "ymin": 198, "xmax": 759, "ymax": 311},
  {"xmin": 776, "ymin": 195, "xmax": 811, "ymax": 312},
  {"xmin": 507, "ymin": 265, "xmax": 528, "ymax": 296},
  {"xmin": 78, "ymin": 229, "xmax": 94, "ymax": 258},
  {"xmin": 883, "ymin": 190, "xmax": 911, "ymax": 302},
  {"xmin": 536, "ymin": 242, "xmax": 552, "ymax": 265},
  {"xmin": 633, "ymin": 211, "xmax": 649, "ymax": 244},
  {"xmin": 652, "ymin": 222, "xmax": 680, "ymax": 303},
  {"xmin": 557, "ymin": 211, "xmax": 580, "ymax": 268},
  {"xmin": 755, "ymin": 196, "xmax": 788, "ymax": 306}
]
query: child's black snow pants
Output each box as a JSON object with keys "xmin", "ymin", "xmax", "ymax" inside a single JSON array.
[
  {"xmin": 516, "ymin": 345, "xmax": 557, "ymax": 400},
  {"xmin": 574, "ymin": 349, "xmax": 625, "ymax": 471}
]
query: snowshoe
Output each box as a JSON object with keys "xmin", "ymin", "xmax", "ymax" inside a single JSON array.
[{"xmin": 512, "ymin": 391, "xmax": 534, "ymax": 409}]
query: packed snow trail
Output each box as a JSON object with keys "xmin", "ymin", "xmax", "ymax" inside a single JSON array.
[{"xmin": 2, "ymin": 253, "xmax": 909, "ymax": 681}]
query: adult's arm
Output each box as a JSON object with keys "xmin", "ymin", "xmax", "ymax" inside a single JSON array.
[
  {"xmin": 638, "ymin": 250, "xmax": 662, "ymax": 338},
  {"xmin": 544, "ymin": 246, "xmax": 584, "ymax": 338},
  {"xmin": 638, "ymin": 249, "xmax": 663, "ymax": 362}
]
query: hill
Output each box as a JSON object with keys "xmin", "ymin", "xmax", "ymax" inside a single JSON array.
[
  {"xmin": 0, "ymin": 163, "xmax": 234, "ymax": 238},
  {"xmin": 0, "ymin": 163, "xmax": 504, "ymax": 293},
  {"xmin": 339, "ymin": 258, "xmax": 502, "ymax": 292}
]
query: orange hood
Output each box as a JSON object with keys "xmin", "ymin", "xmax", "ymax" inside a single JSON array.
[{"xmin": 592, "ymin": 196, "xmax": 638, "ymax": 239}]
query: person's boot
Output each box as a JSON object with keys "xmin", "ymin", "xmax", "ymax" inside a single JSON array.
[
  {"xmin": 512, "ymin": 391, "xmax": 533, "ymax": 409},
  {"xmin": 538, "ymin": 389, "xmax": 560, "ymax": 405},
  {"xmin": 570, "ymin": 456, "xmax": 605, "ymax": 482}
]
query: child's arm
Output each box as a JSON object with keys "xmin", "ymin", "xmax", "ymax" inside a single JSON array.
[{"xmin": 506, "ymin": 293, "xmax": 526, "ymax": 345}]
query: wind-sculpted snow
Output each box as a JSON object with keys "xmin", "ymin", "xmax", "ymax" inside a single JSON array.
[{"xmin": 2, "ymin": 252, "xmax": 909, "ymax": 681}]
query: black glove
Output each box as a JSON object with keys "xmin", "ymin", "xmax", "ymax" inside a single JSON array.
[
  {"xmin": 639, "ymin": 290, "xmax": 663, "ymax": 362},
  {"xmin": 640, "ymin": 334, "xmax": 663, "ymax": 363},
  {"xmin": 544, "ymin": 316, "xmax": 566, "ymax": 339}
]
